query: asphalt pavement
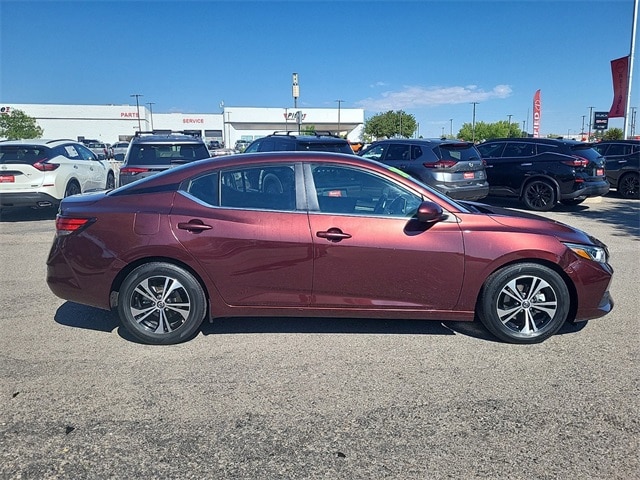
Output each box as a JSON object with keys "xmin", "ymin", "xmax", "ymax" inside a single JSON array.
[{"xmin": 0, "ymin": 193, "xmax": 638, "ymax": 479}]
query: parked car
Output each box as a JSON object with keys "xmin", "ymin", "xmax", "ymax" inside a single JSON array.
[
  {"xmin": 110, "ymin": 142, "xmax": 129, "ymax": 161},
  {"xmin": 244, "ymin": 131, "xmax": 355, "ymax": 154},
  {"xmin": 86, "ymin": 141, "xmax": 110, "ymax": 160},
  {"xmin": 359, "ymin": 138, "xmax": 489, "ymax": 201},
  {"xmin": 119, "ymin": 131, "xmax": 210, "ymax": 186},
  {"xmin": 0, "ymin": 139, "xmax": 116, "ymax": 209},
  {"xmin": 47, "ymin": 151, "xmax": 613, "ymax": 345},
  {"xmin": 207, "ymin": 140, "xmax": 222, "ymax": 151},
  {"xmin": 592, "ymin": 140, "xmax": 639, "ymax": 199},
  {"xmin": 234, "ymin": 139, "xmax": 252, "ymax": 153},
  {"xmin": 476, "ymin": 138, "xmax": 609, "ymax": 211}
]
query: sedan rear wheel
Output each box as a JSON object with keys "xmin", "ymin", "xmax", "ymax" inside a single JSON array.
[
  {"xmin": 618, "ymin": 172, "xmax": 639, "ymax": 199},
  {"xmin": 478, "ymin": 263, "xmax": 570, "ymax": 344},
  {"xmin": 522, "ymin": 180, "xmax": 556, "ymax": 211},
  {"xmin": 117, "ymin": 262, "xmax": 206, "ymax": 344}
]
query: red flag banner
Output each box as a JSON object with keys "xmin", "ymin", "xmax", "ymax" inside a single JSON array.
[
  {"xmin": 608, "ymin": 56, "xmax": 629, "ymax": 118},
  {"xmin": 533, "ymin": 90, "xmax": 541, "ymax": 138}
]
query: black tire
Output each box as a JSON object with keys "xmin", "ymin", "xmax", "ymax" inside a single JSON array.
[
  {"xmin": 106, "ymin": 171, "xmax": 115, "ymax": 190},
  {"xmin": 64, "ymin": 181, "xmax": 81, "ymax": 198},
  {"xmin": 117, "ymin": 262, "xmax": 207, "ymax": 345},
  {"xmin": 560, "ymin": 197, "xmax": 586, "ymax": 206},
  {"xmin": 618, "ymin": 172, "xmax": 639, "ymax": 199},
  {"xmin": 478, "ymin": 263, "xmax": 570, "ymax": 344},
  {"xmin": 522, "ymin": 180, "xmax": 556, "ymax": 211}
]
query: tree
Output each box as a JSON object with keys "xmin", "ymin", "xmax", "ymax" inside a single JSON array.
[
  {"xmin": 0, "ymin": 109, "xmax": 43, "ymax": 140},
  {"xmin": 364, "ymin": 110, "xmax": 417, "ymax": 139},
  {"xmin": 602, "ymin": 128, "xmax": 624, "ymax": 140},
  {"xmin": 457, "ymin": 120, "xmax": 522, "ymax": 142}
]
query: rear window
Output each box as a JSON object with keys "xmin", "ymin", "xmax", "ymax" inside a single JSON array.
[
  {"xmin": 126, "ymin": 143, "xmax": 210, "ymax": 165},
  {"xmin": 570, "ymin": 144, "xmax": 603, "ymax": 161},
  {"xmin": 434, "ymin": 143, "xmax": 480, "ymax": 161},
  {"xmin": 0, "ymin": 146, "xmax": 49, "ymax": 165},
  {"xmin": 297, "ymin": 142, "xmax": 353, "ymax": 153}
]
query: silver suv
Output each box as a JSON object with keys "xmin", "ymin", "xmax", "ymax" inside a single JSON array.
[
  {"xmin": 119, "ymin": 131, "xmax": 210, "ymax": 186},
  {"xmin": 359, "ymin": 138, "xmax": 489, "ymax": 201}
]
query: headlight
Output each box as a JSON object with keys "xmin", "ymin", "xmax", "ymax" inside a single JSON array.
[{"xmin": 564, "ymin": 242, "xmax": 608, "ymax": 263}]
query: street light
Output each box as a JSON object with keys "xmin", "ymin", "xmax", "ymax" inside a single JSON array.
[
  {"xmin": 146, "ymin": 102, "xmax": 155, "ymax": 131},
  {"xmin": 507, "ymin": 114, "xmax": 513, "ymax": 137},
  {"xmin": 130, "ymin": 94, "xmax": 143, "ymax": 131},
  {"xmin": 335, "ymin": 99, "xmax": 344, "ymax": 137},
  {"xmin": 588, "ymin": 106, "xmax": 594, "ymax": 141},
  {"xmin": 449, "ymin": 118, "xmax": 453, "ymax": 137}
]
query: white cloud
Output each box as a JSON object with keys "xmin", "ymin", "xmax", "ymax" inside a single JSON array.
[{"xmin": 357, "ymin": 84, "xmax": 513, "ymax": 111}]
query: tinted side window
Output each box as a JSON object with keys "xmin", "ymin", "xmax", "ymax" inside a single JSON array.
[
  {"xmin": 360, "ymin": 144, "xmax": 387, "ymax": 161},
  {"xmin": 535, "ymin": 144, "xmax": 562, "ymax": 155},
  {"xmin": 384, "ymin": 144, "xmax": 411, "ymax": 161},
  {"xmin": 76, "ymin": 144, "xmax": 98, "ymax": 160},
  {"xmin": 477, "ymin": 143, "xmax": 504, "ymax": 158},
  {"xmin": 244, "ymin": 140, "xmax": 262, "ymax": 153},
  {"xmin": 186, "ymin": 172, "xmax": 219, "ymax": 206},
  {"xmin": 503, "ymin": 143, "xmax": 535, "ymax": 157},
  {"xmin": 411, "ymin": 145, "xmax": 423, "ymax": 160},
  {"xmin": 220, "ymin": 164, "xmax": 296, "ymax": 211},
  {"xmin": 61, "ymin": 144, "xmax": 82, "ymax": 160},
  {"xmin": 0, "ymin": 146, "xmax": 49, "ymax": 164},
  {"xmin": 605, "ymin": 144, "xmax": 631, "ymax": 156}
]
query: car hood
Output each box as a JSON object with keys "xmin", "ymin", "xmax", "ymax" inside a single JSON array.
[{"xmin": 462, "ymin": 201, "xmax": 596, "ymax": 245}]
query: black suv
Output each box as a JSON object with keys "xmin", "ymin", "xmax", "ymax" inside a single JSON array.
[
  {"xmin": 244, "ymin": 131, "xmax": 355, "ymax": 154},
  {"xmin": 119, "ymin": 131, "xmax": 210, "ymax": 186},
  {"xmin": 592, "ymin": 140, "xmax": 639, "ymax": 199},
  {"xmin": 358, "ymin": 138, "xmax": 489, "ymax": 201},
  {"xmin": 476, "ymin": 138, "xmax": 609, "ymax": 211}
]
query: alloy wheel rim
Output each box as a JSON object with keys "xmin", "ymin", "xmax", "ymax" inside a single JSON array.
[
  {"xmin": 526, "ymin": 183, "xmax": 553, "ymax": 209},
  {"xmin": 496, "ymin": 275, "xmax": 559, "ymax": 336},
  {"xmin": 620, "ymin": 176, "xmax": 639, "ymax": 198},
  {"xmin": 129, "ymin": 276, "xmax": 191, "ymax": 334}
]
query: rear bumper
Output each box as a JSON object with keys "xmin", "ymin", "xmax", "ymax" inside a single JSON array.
[
  {"xmin": 0, "ymin": 191, "xmax": 59, "ymax": 208},
  {"xmin": 442, "ymin": 184, "xmax": 490, "ymax": 201},
  {"xmin": 561, "ymin": 180, "xmax": 609, "ymax": 200}
]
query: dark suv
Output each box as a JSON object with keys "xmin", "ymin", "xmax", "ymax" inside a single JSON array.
[
  {"xmin": 592, "ymin": 140, "xmax": 639, "ymax": 199},
  {"xmin": 244, "ymin": 131, "xmax": 355, "ymax": 154},
  {"xmin": 358, "ymin": 138, "xmax": 489, "ymax": 201},
  {"xmin": 476, "ymin": 138, "xmax": 609, "ymax": 211},
  {"xmin": 119, "ymin": 131, "xmax": 210, "ymax": 186}
]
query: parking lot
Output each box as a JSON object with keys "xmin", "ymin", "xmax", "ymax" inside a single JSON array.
[{"xmin": 0, "ymin": 194, "xmax": 638, "ymax": 479}]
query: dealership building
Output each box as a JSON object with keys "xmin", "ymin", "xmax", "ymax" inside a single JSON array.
[{"xmin": 1, "ymin": 103, "xmax": 365, "ymax": 146}]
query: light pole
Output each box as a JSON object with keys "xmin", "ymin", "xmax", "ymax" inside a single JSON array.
[
  {"xmin": 471, "ymin": 102, "xmax": 479, "ymax": 142},
  {"xmin": 449, "ymin": 118, "xmax": 453, "ymax": 137},
  {"xmin": 588, "ymin": 106, "xmax": 594, "ymax": 141},
  {"xmin": 130, "ymin": 94, "xmax": 143, "ymax": 132},
  {"xmin": 507, "ymin": 114, "xmax": 513, "ymax": 137},
  {"xmin": 146, "ymin": 102, "xmax": 155, "ymax": 131},
  {"xmin": 292, "ymin": 73, "xmax": 299, "ymax": 109},
  {"xmin": 335, "ymin": 99, "xmax": 343, "ymax": 137}
]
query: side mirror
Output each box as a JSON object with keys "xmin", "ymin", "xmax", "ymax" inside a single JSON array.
[{"xmin": 416, "ymin": 201, "xmax": 447, "ymax": 224}]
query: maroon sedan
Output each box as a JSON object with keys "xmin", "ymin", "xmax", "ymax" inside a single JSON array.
[{"xmin": 46, "ymin": 152, "xmax": 613, "ymax": 345}]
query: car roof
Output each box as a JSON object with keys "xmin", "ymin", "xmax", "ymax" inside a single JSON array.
[
  {"xmin": 370, "ymin": 138, "xmax": 473, "ymax": 146},
  {"xmin": 0, "ymin": 138, "xmax": 76, "ymax": 147},
  {"xmin": 484, "ymin": 137, "xmax": 587, "ymax": 146}
]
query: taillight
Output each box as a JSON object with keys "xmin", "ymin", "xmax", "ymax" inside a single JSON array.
[
  {"xmin": 120, "ymin": 167, "xmax": 150, "ymax": 174},
  {"xmin": 55, "ymin": 216, "xmax": 94, "ymax": 236},
  {"xmin": 424, "ymin": 160, "xmax": 457, "ymax": 168},
  {"xmin": 562, "ymin": 156, "xmax": 589, "ymax": 167},
  {"xmin": 33, "ymin": 160, "xmax": 58, "ymax": 171}
]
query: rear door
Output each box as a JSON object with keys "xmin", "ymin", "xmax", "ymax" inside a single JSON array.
[{"xmin": 170, "ymin": 162, "xmax": 314, "ymax": 308}]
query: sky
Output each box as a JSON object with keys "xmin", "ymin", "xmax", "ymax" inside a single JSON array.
[{"xmin": 1, "ymin": 0, "xmax": 638, "ymax": 138}]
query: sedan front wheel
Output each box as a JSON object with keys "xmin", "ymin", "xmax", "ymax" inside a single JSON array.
[
  {"xmin": 117, "ymin": 262, "xmax": 207, "ymax": 344},
  {"xmin": 478, "ymin": 263, "xmax": 570, "ymax": 344}
]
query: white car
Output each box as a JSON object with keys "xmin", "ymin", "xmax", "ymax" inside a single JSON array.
[
  {"xmin": 110, "ymin": 141, "xmax": 129, "ymax": 161},
  {"xmin": 0, "ymin": 139, "xmax": 116, "ymax": 209}
]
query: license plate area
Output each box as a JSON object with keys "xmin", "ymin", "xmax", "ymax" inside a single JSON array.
[
  {"xmin": 0, "ymin": 174, "xmax": 15, "ymax": 183},
  {"xmin": 463, "ymin": 172, "xmax": 475, "ymax": 179}
]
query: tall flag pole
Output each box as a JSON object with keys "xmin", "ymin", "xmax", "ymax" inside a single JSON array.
[{"xmin": 625, "ymin": 0, "xmax": 638, "ymax": 138}]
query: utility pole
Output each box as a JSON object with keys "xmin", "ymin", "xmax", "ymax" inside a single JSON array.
[
  {"xmin": 471, "ymin": 102, "xmax": 479, "ymax": 142},
  {"xmin": 335, "ymin": 99, "xmax": 343, "ymax": 137},
  {"xmin": 146, "ymin": 102, "xmax": 155, "ymax": 131},
  {"xmin": 588, "ymin": 106, "xmax": 594, "ymax": 141}
]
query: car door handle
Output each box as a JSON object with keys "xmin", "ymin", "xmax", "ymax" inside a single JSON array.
[
  {"xmin": 178, "ymin": 221, "xmax": 212, "ymax": 232},
  {"xmin": 520, "ymin": 162, "xmax": 533, "ymax": 166},
  {"xmin": 316, "ymin": 228, "xmax": 352, "ymax": 242}
]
